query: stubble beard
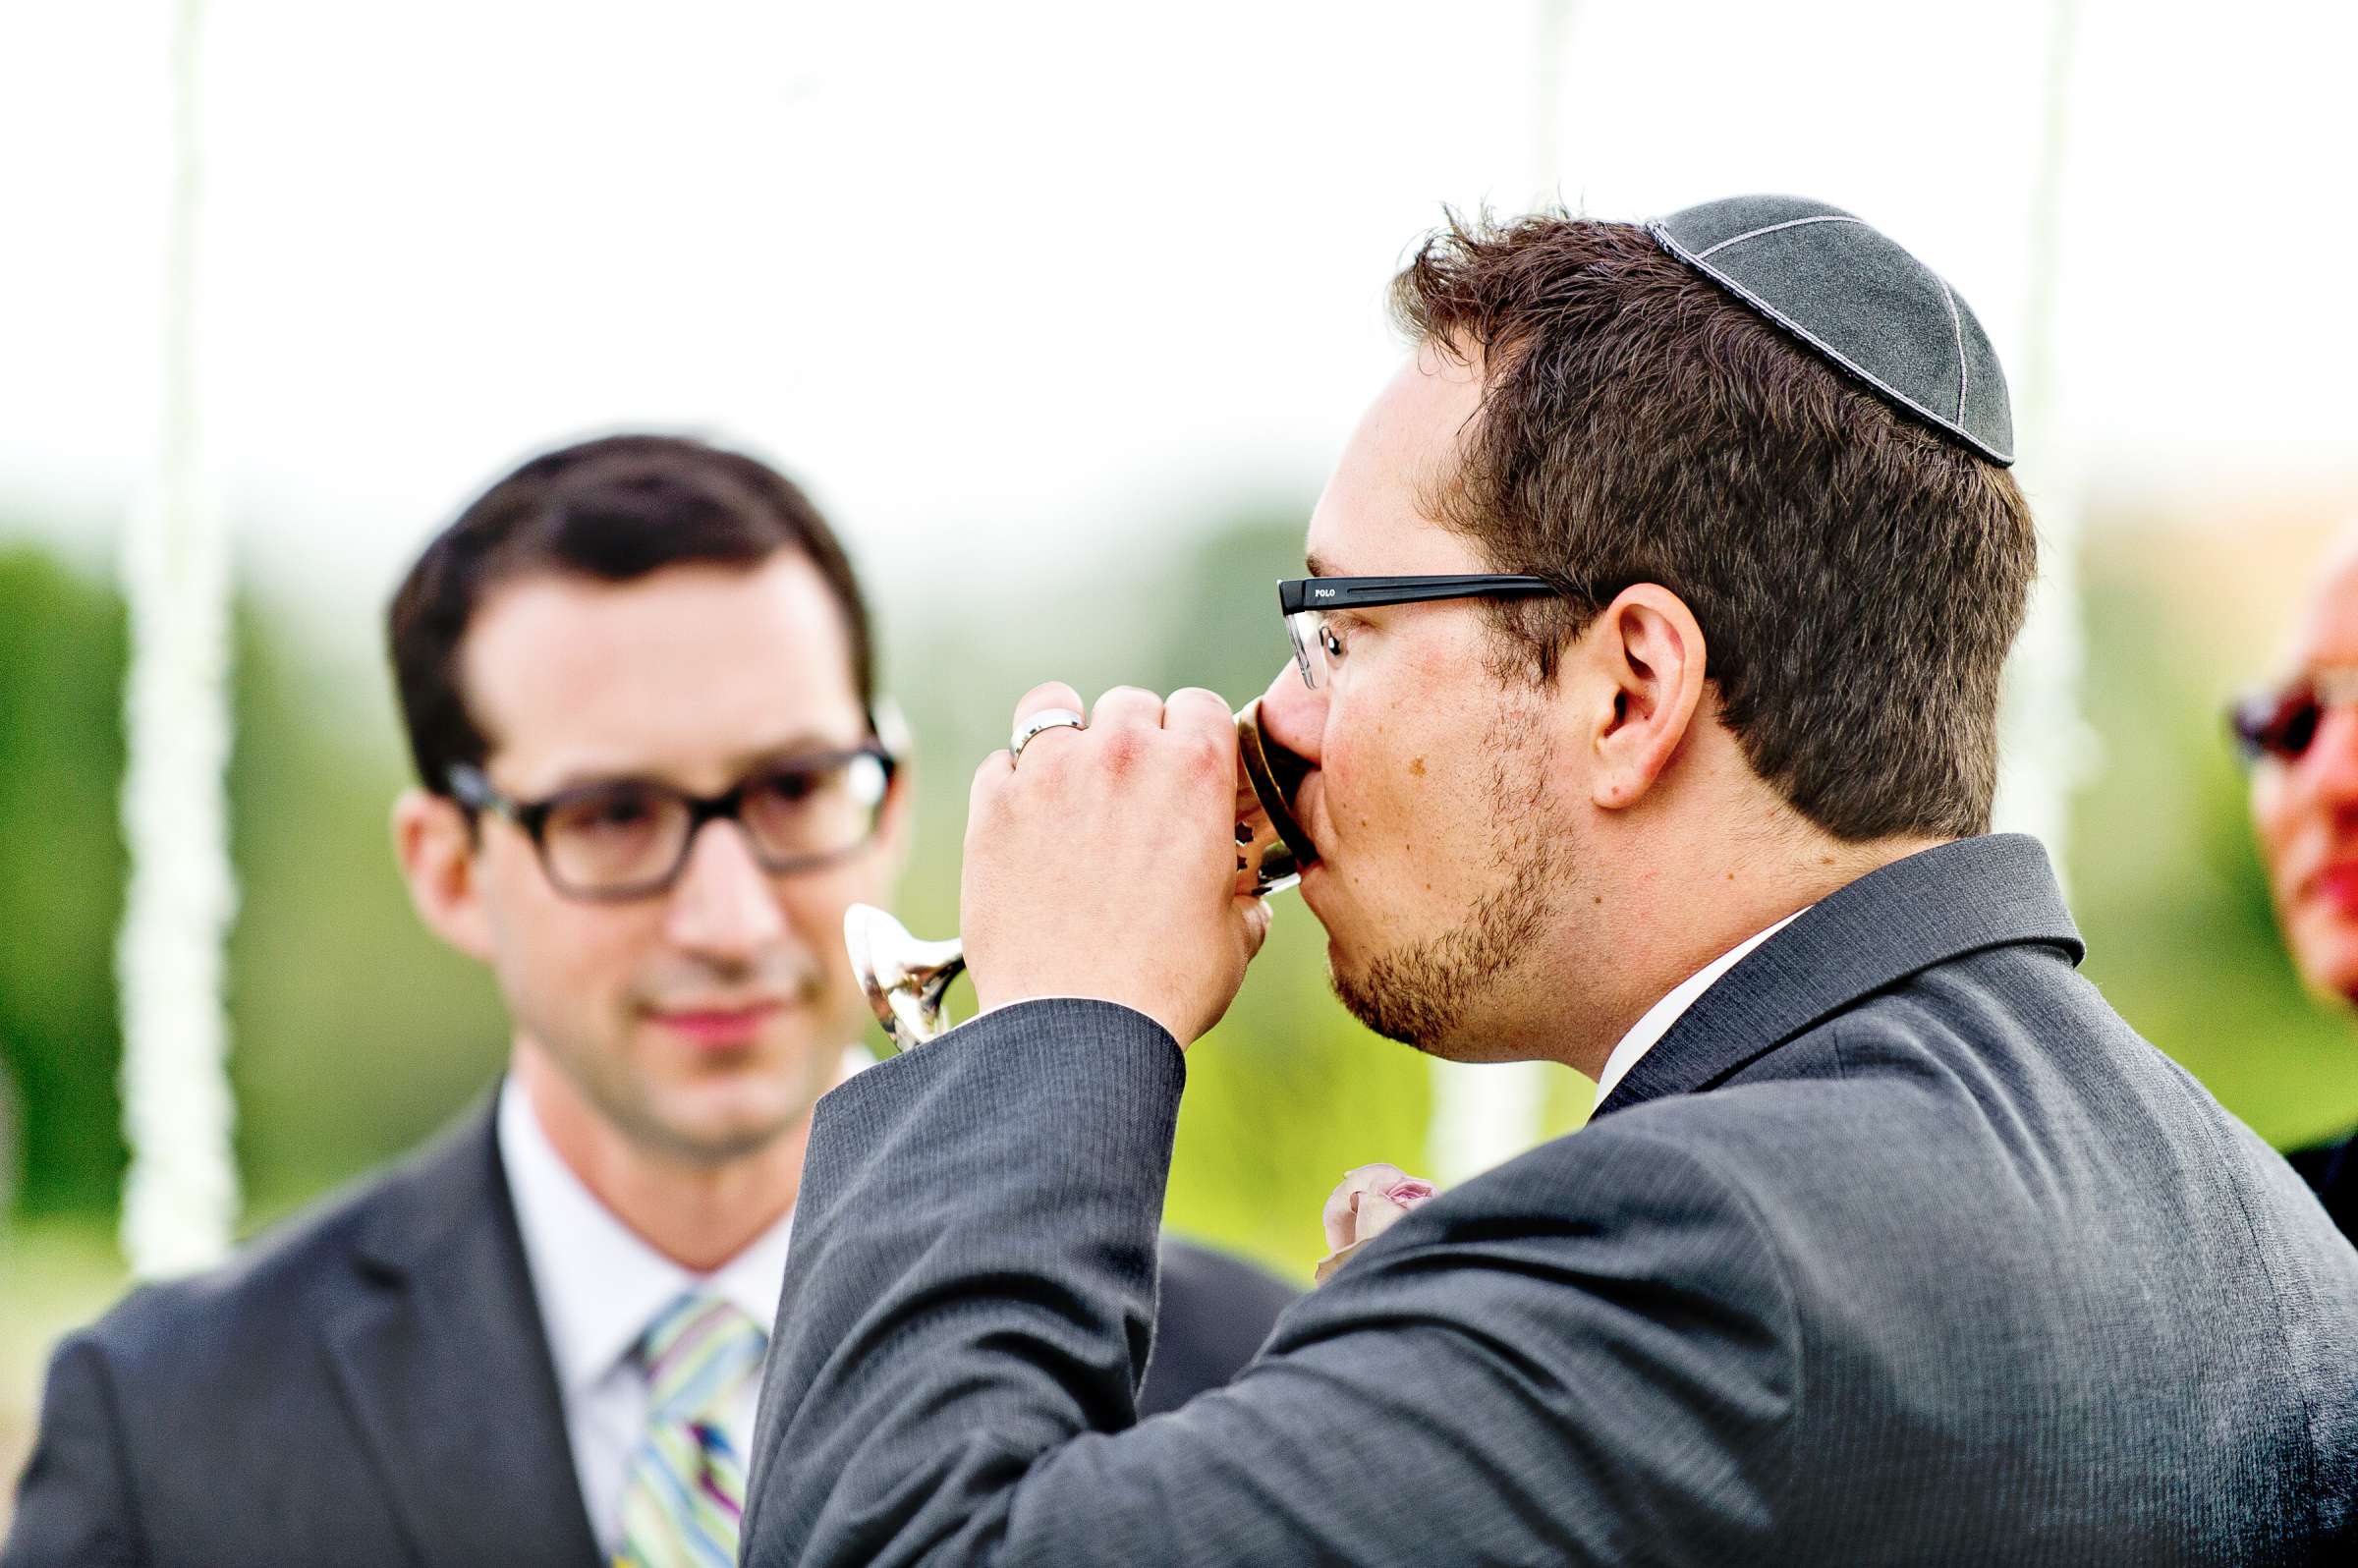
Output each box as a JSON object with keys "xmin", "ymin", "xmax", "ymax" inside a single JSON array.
[{"xmin": 1329, "ymin": 716, "xmax": 1565, "ymax": 1055}]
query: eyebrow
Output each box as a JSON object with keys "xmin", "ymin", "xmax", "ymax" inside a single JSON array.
[
  {"xmin": 1304, "ymin": 551, "xmax": 1344, "ymax": 578},
  {"xmin": 537, "ymin": 732, "xmax": 861, "ymax": 795}
]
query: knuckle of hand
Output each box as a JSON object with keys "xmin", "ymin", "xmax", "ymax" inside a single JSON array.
[{"xmin": 1099, "ymin": 729, "xmax": 1146, "ymax": 779}]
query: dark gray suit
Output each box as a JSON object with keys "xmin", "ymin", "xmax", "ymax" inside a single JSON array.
[
  {"xmin": 742, "ymin": 835, "xmax": 2358, "ymax": 1565},
  {"xmin": 3, "ymin": 1101, "xmax": 1293, "ymax": 1567}
]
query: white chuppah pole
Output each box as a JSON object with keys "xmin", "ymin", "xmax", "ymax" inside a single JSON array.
[
  {"xmin": 1992, "ymin": 0, "xmax": 2095, "ymax": 875},
  {"xmin": 117, "ymin": 0, "xmax": 239, "ymax": 1280}
]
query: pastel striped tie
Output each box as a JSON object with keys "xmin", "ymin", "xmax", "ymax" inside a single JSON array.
[{"xmin": 614, "ymin": 1292, "xmax": 767, "ymax": 1568}]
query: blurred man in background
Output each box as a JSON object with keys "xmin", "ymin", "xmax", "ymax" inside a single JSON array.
[
  {"xmin": 3, "ymin": 434, "xmax": 1293, "ymax": 1568},
  {"xmin": 2239, "ymin": 527, "xmax": 2358, "ymax": 1237}
]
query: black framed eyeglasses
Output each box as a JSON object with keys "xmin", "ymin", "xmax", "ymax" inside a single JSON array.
[
  {"xmin": 2230, "ymin": 668, "xmax": 2358, "ymax": 764},
  {"xmin": 447, "ymin": 744, "xmax": 898, "ymax": 901},
  {"xmin": 1276, "ymin": 574, "xmax": 1563, "ymax": 688}
]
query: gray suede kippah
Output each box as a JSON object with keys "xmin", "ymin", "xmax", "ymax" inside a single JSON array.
[{"xmin": 1647, "ymin": 195, "xmax": 2013, "ymax": 465}]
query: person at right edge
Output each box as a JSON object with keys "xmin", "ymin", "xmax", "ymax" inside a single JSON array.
[
  {"xmin": 2238, "ymin": 525, "xmax": 2358, "ymax": 1239},
  {"xmin": 741, "ymin": 197, "xmax": 2358, "ymax": 1565}
]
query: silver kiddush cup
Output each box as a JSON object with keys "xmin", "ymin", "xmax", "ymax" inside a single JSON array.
[{"xmin": 844, "ymin": 699, "xmax": 1317, "ymax": 1052}]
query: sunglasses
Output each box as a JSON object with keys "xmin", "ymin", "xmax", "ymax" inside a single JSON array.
[{"xmin": 2229, "ymin": 668, "xmax": 2358, "ymax": 763}]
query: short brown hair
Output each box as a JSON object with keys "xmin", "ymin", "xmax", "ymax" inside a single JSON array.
[
  {"xmin": 1391, "ymin": 211, "xmax": 2036, "ymax": 842},
  {"xmin": 387, "ymin": 433, "xmax": 875, "ymax": 794}
]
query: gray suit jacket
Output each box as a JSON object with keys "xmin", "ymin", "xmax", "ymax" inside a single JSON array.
[
  {"xmin": 3, "ymin": 1101, "xmax": 1291, "ymax": 1566},
  {"xmin": 741, "ymin": 835, "xmax": 2358, "ymax": 1565}
]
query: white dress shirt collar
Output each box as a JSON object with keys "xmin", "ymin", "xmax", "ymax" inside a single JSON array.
[
  {"xmin": 1592, "ymin": 911, "xmax": 1807, "ymax": 1105},
  {"xmin": 496, "ymin": 1077, "xmax": 794, "ymax": 1400}
]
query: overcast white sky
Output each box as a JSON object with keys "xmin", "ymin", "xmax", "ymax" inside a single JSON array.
[{"xmin": 2, "ymin": 0, "xmax": 2351, "ymax": 659}]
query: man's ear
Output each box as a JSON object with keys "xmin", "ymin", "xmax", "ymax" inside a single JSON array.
[
  {"xmin": 392, "ymin": 787, "xmax": 497, "ymax": 964},
  {"xmin": 1581, "ymin": 585, "xmax": 1709, "ymax": 812}
]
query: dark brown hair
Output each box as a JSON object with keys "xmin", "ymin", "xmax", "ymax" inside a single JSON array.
[
  {"xmin": 387, "ymin": 432, "xmax": 874, "ymax": 794},
  {"xmin": 1391, "ymin": 211, "xmax": 2036, "ymax": 842}
]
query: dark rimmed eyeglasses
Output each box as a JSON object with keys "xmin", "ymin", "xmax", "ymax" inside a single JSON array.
[
  {"xmin": 447, "ymin": 744, "xmax": 897, "ymax": 901},
  {"xmin": 2230, "ymin": 669, "xmax": 2358, "ymax": 764},
  {"xmin": 1276, "ymin": 574, "xmax": 1565, "ymax": 688}
]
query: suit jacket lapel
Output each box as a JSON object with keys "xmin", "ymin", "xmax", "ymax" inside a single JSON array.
[
  {"xmin": 1593, "ymin": 834, "xmax": 2085, "ymax": 1120},
  {"xmin": 324, "ymin": 1101, "xmax": 602, "ymax": 1568}
]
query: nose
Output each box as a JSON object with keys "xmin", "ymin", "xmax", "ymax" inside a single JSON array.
[
  {"xmin": 1255, "ymin": 659, "xmax": 1326, "ymax": 768},
  {"xmin": 663, "ymin": 819, "xmax": 790, "ymax": 963}
]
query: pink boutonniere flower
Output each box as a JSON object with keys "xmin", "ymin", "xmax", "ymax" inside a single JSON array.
[{"xmin": 1315, "ymin": 1163, "xmax": 1438, "ymax": 1282}]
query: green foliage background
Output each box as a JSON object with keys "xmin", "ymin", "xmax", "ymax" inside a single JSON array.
[{"xmin": 0, "ymin": 553, "xmax": 130, "ymax": 1217}]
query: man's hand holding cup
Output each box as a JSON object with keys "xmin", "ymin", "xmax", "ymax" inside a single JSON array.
[{"xmin": 962, "ymin": 683, "xmax": 1274, "ymax": 1047}]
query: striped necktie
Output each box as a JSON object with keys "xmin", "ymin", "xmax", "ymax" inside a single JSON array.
[{"xmin": 614, "ymin": 1291, "xmax": 767, "ymax": 1568}]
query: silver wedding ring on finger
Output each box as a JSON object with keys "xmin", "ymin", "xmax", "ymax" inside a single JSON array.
[{"xmin": 1009, "ymin": 707, "xmax": 1087, "ymax": 768}]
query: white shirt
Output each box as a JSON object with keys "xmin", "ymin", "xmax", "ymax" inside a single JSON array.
[
  {"xmin": 1592, "ymin": 912, "xmax": 1807, "ymax": 1105},
  {"xmin": 496, "ymin": 1078, "xmax": 795, "ymax": 1556}
]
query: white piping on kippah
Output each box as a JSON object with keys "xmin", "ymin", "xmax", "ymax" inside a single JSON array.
[
  {"xmin": 1936, "ymin": 276, "xmax": 1969, "ymax": 422},
  {"xmin": 1644, "ymin": 219, "xmax": 2016, "ymax": 465},
  {"xmin": 1695, "ymin": 212, "xmax": 1866, "ymax": 259}
]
